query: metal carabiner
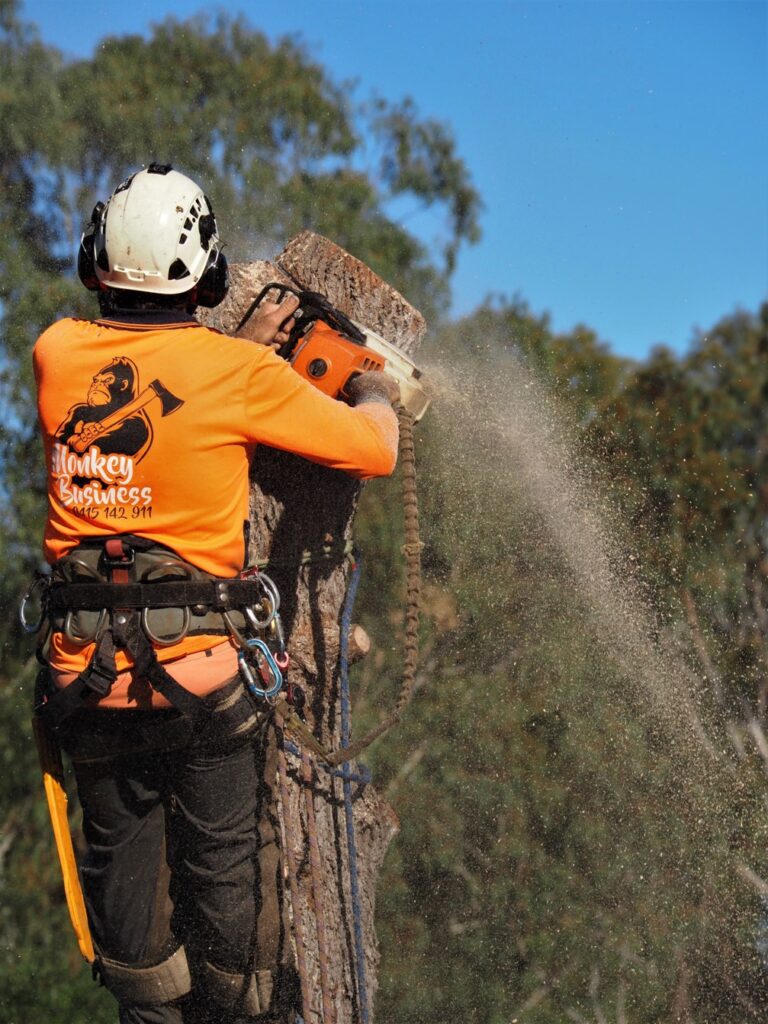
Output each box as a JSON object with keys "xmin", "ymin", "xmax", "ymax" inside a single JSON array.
[
  {"xmin": 223, "ymin": 609, "xmax": 250, "ymax": 647},
  {"xmin": 267, "ymin": 612, "xmax": 290, "ymax": 670},
  {"xmin": 258, "ymin": 571, "xmax": 281, "ymax": 613},
  {"xmin": 19, "ymin": 575, "xmax": 48, "ymax": 634},
  {"xmin": 238, "ymin": 638, "xmax": 284, "ymax": 700},
  {"xmin": 245, "ymin": 597, "xmax": 276, "ymax": 631}
]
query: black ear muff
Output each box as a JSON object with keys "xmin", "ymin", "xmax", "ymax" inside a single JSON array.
[
  {"xmin": 77, "ymin": 201, "xmax": 106, "ymax": 292},
  {"xmin": 77, "ymin": 231, "xmax": 99, "ymax": 291},
  {"xmin": 196, "ymin": 248, "xmax": 229, "ymax": 308}
]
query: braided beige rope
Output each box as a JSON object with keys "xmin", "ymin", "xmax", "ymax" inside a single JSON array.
[{"xmin": 323, "ymin": 405, "xmax": 422, "ymax": 766}]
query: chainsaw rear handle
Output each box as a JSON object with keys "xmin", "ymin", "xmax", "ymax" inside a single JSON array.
[
  {"xmin": 236, "ymin": 282, "xmax": 365, "ymax": 359},
  {"xmin": 235, "ymin": 283, "xmax": 296, "ymax": 335}
]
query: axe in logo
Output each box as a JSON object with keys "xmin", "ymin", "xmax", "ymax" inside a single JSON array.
[{"xmin": 71, "ymin": 379, "xmax": 184, "ymax": 453}]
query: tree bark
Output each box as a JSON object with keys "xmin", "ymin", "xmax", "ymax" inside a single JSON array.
[{"xmin": 200, "ymin": 234, "xmax": 425, "ymax": 1023}]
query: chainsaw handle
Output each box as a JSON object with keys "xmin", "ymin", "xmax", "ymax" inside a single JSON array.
[
  {"xmin": 235, "ymin": 283, "xmax": 302, "ymax": 336},
  {"xmin": 235, "ymin": 281, "xmax": 367, "ymax": 360}
]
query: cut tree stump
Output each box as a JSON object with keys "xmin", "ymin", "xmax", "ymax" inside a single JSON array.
[{"xmin": 199, "ymin": 233, "xmax": 425, "ymax": 1024}]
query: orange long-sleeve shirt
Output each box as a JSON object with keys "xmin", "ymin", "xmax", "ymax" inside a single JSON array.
[{"xmin": 34, "ymin": 309, "xmax": 398, "ymax": 679}]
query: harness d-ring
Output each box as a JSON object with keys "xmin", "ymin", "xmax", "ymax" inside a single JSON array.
[
  {"xmin": 141, "ymin": 606, "xmax": 191, "ymax": 646},
  {"xmin": 64, "ymin": 608, "xmax": 108, "ymax": 646},
  {"xmin": 138, "ymin": 560, "xmax": 193, "ymax": 645},
  {"xmin": 140, "ymin": 561, "xmax": 192, "ymax": 583}
]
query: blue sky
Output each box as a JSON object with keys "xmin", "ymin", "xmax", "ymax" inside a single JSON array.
[{"xmin": 22, "ymin": 0, "xmax": 768, "ymax": 360}]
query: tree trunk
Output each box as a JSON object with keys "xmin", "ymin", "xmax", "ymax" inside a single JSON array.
[{"xmin": 200, "ymin": 234, "xmax": 425, "ymax": 1023}]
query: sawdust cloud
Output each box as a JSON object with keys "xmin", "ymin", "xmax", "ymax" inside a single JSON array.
[{"xmin": 422, "ymin": 346, "xmax": 730, "ymax": 792}]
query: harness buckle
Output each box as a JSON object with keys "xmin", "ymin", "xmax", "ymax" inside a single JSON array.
[
  {"xmin": 83, "ymin": 640, "xmax": 119, "ymax": 696},
  {"xmin": 101, "ymin": 539, "xmax": 135, "ymax": 572}
]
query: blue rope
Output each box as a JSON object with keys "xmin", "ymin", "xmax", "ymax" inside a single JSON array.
[{"xmin": 339, "ymin": 556, "xmax": 370, "ymax": 1024}]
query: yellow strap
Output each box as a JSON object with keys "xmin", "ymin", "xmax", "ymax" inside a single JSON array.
[{"xmin": 33, "ymin": 718, "xmax": 95, "ymax": 962}]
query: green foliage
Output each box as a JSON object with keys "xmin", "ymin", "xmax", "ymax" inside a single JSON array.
[
  {"xmin": 586, "ymin": 305, "xmax": 768, "ymax": 700},
  {"xmin": 353, "ymin": 299, "xmax": 768, "ymax": 1022}
]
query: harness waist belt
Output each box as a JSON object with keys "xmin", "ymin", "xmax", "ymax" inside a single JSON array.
[{"xmin": 47, "ymin": 578, "xmax": 265, "ymax": 613}]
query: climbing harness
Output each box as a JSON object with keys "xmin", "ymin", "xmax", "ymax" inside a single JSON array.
[
  {"xmin": 21, "ymin": 534, "xmax": 290, "ymax": 730},
  {"xmin": 22, "ymin": 533, "xmax": 294, "ymax": 970}
]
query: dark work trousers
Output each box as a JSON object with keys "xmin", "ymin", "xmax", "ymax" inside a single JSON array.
[{"xmin": 64, "ymin": 694, "xmax": 290, "ymax": 1024}]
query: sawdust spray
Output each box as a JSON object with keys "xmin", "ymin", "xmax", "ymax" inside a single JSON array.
[
  {"xmin": 419, "ymin": 341, "xmax": 750, "ymax": 859},
  {"xmin": 379, "ymin": 336, "xmax": 768, "ymax": 1016},
  {"xmin": 428, "ymin": 348, "xmax": 729, "ymax": 765}
]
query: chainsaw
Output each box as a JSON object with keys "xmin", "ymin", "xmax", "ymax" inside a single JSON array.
[{"xmin": 236, "ymin": 283, "xmax": 431, "ymax": 421}]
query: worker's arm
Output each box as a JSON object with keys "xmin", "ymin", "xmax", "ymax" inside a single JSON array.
[{"xmin": 243, "ymin": 348, "xmax": 400, "ymax": 479}]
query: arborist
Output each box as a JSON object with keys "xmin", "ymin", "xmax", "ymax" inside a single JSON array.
[{"xmin": 30, "ymin": 163, "xmax": 400, "ymax": 1024}]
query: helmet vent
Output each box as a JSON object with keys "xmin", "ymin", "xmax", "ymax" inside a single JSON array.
[{"xmin": 168, "ymin": 259, "xmax": 190, "ymax": 281}]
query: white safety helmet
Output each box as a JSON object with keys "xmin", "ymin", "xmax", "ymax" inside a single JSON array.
[{"xmin": 78, "ymin": 163, "xmax": 228, "ymax": 306}]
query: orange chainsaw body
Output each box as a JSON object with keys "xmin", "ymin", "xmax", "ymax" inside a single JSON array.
[{"xmin": 290, "ymin": 320, "xmax": 385, "ymax": 401}]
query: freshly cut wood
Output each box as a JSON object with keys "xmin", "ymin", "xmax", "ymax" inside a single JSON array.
[
  {"xmin": 200, "ymin": 231, "xmax": 425, "ymax": 1024},
  {"xmin": 347, "ymin": 624, "xmax": 372, "ymax": 664},
  {"xmin": 278, "ymin": 230, "xmax": 426, "ymax": 356}
]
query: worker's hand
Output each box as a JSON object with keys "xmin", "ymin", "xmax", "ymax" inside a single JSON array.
[
  {"xmin": 346, "ymin": 370, "xmax": 401, "ymax": 407},
  {"xmin": 236, "ymin": 294, "xmax": 299, "ymax": 350}
]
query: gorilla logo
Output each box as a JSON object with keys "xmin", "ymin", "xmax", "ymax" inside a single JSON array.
[{"xmin": 56, "ymin": 356, "xmax": 152, "ymax": 462}]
